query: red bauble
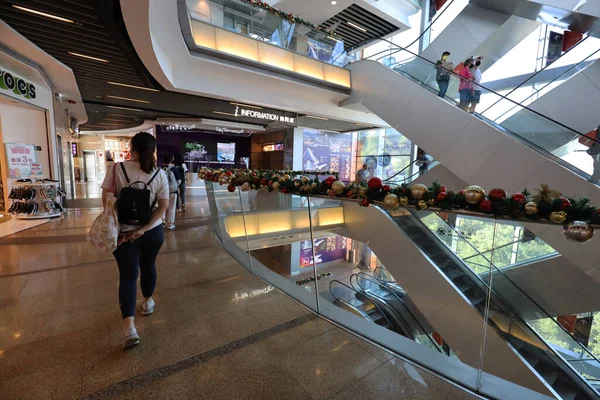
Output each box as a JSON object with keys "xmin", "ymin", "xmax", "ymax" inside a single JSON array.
[
  {"xmin": 558, "ymin": 198, "xmax": 571, "ymax": 211},
  {"xmin": 324, "ymin": 176, "xmax": 336, "ymax": 187},
  {"xmin": 361, "ymin": 198, "xmax": 370, "ymax": 207},
  {"xmin": 281, "ymin": 188, "xmax": 288, "ymax": 194},
  {"xmin": 511, "ymin": 193, "xmax": 527, "ymax": 205},
  {"xmin": 268, "ymin": 180, "xmax": 273, "ymax": 186},
  {"xmin": 488, "ymin": 188, "xmax": 507, "ymax": 202},
  {"xmin": 347, "ymin": 191, "xmax": 355, "ymax": 198},
  {"xmin": 436, "ymin": 192, "xmax": 448, "ymax": 202},
  {"xmin": 383, "ymin": 185, "xmax": 391, "ymax": 192},
  {"xmin": 439, "ymin": 185, "xmax": 446, "ymax": 193},
  {"xmin": 458, "ymin": 190, "xmax": 464, "ymax": 195},
  {"xmin": 260, "ymin": 179, "xmax": 268, "ymax": 186},
  {"xmin": 206, "ymin": 171, "xmax": 212, "ymax": 178},
  {"xmin": 226, "ymin": 171, "xmax": 232, "ymax": 176},
  {"xmin": 227, "ymin": 184, "xmax": 236, "ymax": 193},
  {"xmin": 368, "ymin": 177, "xmax": 383, "ymax": 190},
  {"xmin": 479, "ymin": 199, "xmax": 493, "ymax": 212}
]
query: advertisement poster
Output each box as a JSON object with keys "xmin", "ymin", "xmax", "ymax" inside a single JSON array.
[
  {"xmin": 5, "ymin": 143, "xmax": 36, "ymax": 178},
  {"xmin": 217, "ymin": 142, "xmax": 236, "ymax": 164},
  {"xmin": 547, "ymin": 31, "xmax": 564, "ymax": 66},
  {"xmin": 302, "ymin": 130, "xmax": 352, "ymax": 181},
  {"xmin": 300, "ymin": 236, "xmax": 347, "ymax": 268},
  {"xmin": 30, "ymin": 163, "xmax": 42, "ymax": 176}
]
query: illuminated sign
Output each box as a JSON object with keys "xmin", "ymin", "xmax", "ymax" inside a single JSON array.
[
  {"xmin": 164, "ymin": 124, "xmax": 196, "ymax": 132},
  {"xmin": 263, "ymin": 143, "xmax": 284, "ymax": 152},
  {"xmin": 216, "ymin": 127, "xmax": 249, "ymax": 134},
  {"xmin": 235, "ymin": 106, "xmax": 295, "ymax": 123},
  {"xmin": 71, "ymin": 143, "xmax": 78, "ymax": 157},
  {"xmin": 0, "ymin": 69, "xmax": 36, "ymax": 99}
]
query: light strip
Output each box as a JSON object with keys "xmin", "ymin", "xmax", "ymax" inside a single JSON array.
[
  {"xmin": 347, "ymin": 21, "xmax": 367, "ymax": 33},
  {"xmin": 106, "ymin": 105, "xmax": 144, "ymax": 112},
  {"xmin": 306, "ymin": 115, "xmax": 329, "ymax": 121},
  {"xmin": 106, "ymin": 95, "xmax": 150, "ymax": 104},
  {"xmin": 327, "ymin": 36, "xmax": 341, "ymax": 42},
  {"xmin": 355, "ymin": 123, "xmax": 372, "ymax": 127},
  {"xmin": 106, "ymin": 113, "xmax": 137, "ymax": 118},
  {"xmin": 213, "ymin": 111, "xmax": 237, "ymax": 117},
  {"xmin": 103, "ymin": 118, "xmax": 136, "ymax": 122},
  {"xmin": 107, "ymin": 81, "xmax": 160, "ymax": 92},
  {"xmin": 68, "ymin": 52, "xmax": 109, "ymax": 63},
  {"xmin": 229, "ymin": 102, "xmax": 263, "ymax": 110},
  {"xmin": 12, "ymin": 5, "xmax": 74, "ymax": 23}
]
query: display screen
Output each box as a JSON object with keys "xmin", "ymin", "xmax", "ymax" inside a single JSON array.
[
  {"xmin": 302, "ymin": 130, "xmax": 352, "ymax": 181},
  {"xmin": 300, "ymin": 236, "xmax": 347, "ymax": 268},
  {"xmin": 217, "ymin": 142, "xmax": 236, "ymax": 164},
  {"xmin": 263, "ymin": 143, "xmax": 284, "ymax": 152}
]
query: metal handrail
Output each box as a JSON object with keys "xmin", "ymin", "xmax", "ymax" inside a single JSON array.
[{"xmin": 329, "ymin": 279, "xmax": 393, "ymax": 328}]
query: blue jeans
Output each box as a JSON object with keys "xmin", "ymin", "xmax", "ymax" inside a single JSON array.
[
  {"xmin": 437, "ymin": 78, "xmax": 449, "ymax": 98},
  {"xmin": 113, "ymin": 225, "xmax": 164, "ymax": 318}
]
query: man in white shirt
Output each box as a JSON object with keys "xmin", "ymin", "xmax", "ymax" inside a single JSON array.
[
  {"xmin": 468, "ymin": 56, "xmax": 483, "ymax": 114},
  {"xmin": 355, "ymin": 164, "xmax": 369, "ymax": 182}
]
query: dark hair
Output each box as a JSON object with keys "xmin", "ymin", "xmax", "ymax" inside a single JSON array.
[
  {"xmin": 442, "ymin": 51, "xmax": 451, "ymax": 57},
  {"xmin": 362, "ymin": 164, "xmax": 367, "ymax": 168},
  {"xmin": 131, "ymin": 132, "xmax": 157, "ymax": 174},
  {"xmin": 162, "ymin": 153, "xmax": 174, "ymax": 165},
  {"xmin": 173, "ymin": 153, "xmax": 184, "ymax": 166},
  {"xmin": 464, "ymin": 57, "xmax": 474, "ymax": 66}
]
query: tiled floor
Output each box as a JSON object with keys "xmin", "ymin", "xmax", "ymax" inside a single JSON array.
[{"xmin": 0, "ymin": 196, "xmax": 479, "ymax": 399}]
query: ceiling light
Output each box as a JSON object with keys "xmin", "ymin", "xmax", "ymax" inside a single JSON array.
[
  {"xmin": 229, "ymin": 102, "xmax": 263, "ymax": 110},
  {"xmin": 355, "ymin": 123, "xmax": 372, "ymax": 127},
  {"xmin": 103, "ymin": 118, "xmax": 135, "ymax": 123},
  {"xmin": 106, "ymin": 105, "xmax": 144, "ymax": 112},
  {"xmin": 12, "ymin": 5, "xmax": 74, "ymax": 23},
  {"xmin": 331, "ymin": 1, "xmax": 337, "ymax": 4},
  {"xmin": 213, "ymin": 111, "xmax": 237, "ymax": 117},
  {"xmin": 106, "ymin": 114, "xmax": 136, "ymax": 119},
  {"xmin": 327, "ymin": 36, "xmax": 341, "ymax": 42},
  {"xmin": 106, "ymin": 95, "xmax": 149, "ymax": 104},
  {"xmin": 68, "ymin": 52, "xmax": 109, "ymax": 63},
  {"xmin": 306, "ymin": 115, "xmax": 329, "ymax": 120},
  {"xmin": 347, "ymin": 21, "xmax": 367, "ymax": 33},
  {"xmin": 107, "ymin": 81, "xmax": 160, "ymax": 92}
]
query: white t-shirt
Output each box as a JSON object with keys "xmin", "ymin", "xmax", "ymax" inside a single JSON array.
[
  {"xmin": 473, "ymin": 67, "xmax": 482, "ymax": 86},
  {"xmin": 101, "ymin": 161, "xmax": 169, "ymax": 232}
]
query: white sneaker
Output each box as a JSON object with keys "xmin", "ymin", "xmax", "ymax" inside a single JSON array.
[
  {"xmin": 167, "ymin": 224, "xmax": 176, "ymax": 230},
  {"xmin": 141, "ymin": 298, "xmax": 155, "ymax": 316},
  {"xmin": 123, "ymin": 326, "xmax": 140, "ymax": 349}
]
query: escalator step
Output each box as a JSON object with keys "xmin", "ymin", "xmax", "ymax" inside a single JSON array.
[
  {"xmin": 541, "ymin": 371, "xmax": 558, "ymax": 387},
  {"xmin": 443, "ymin": 268, "xmax": 464, "ymax": 280},
  {"xmin": 552, "ymin": 384, "xmax": 578, "ymax": 400},
  {"xmin": 521, "ymin": 351, "xmax": 540, "ymax": 368},
  {"xmin": 453, "ymin": 277, "xmax": 474, "ymax": 292}
]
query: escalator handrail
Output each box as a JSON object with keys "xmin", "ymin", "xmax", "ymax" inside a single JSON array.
[
  {"xmin": 329, "ymin": 279, "xmax": 394, "ymax": 328},
  {"xmin": 373, "ymin": 266, "xmax": 395, "ymax": 283},
  {"xmin": 382, "ymin": 157, "xmax": 437, "ymax": 183},
  {"xmin": 362, "ymin": 39, "xmax": 599, "ymax": 144}
]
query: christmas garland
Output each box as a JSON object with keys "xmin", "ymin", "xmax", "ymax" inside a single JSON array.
[
  {"xmin": 241, "ymin": 0, "xmax": 338, "ymax": 38},
  {"xmin": 200, "ymin": 168, "xmax": 598, "ymax": 243}
]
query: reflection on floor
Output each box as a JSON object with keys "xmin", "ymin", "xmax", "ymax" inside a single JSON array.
[{"xmin": 0, "ymin": 205, "xmax": 478, "ymax": 399}]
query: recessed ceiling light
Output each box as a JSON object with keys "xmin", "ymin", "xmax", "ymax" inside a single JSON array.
[
  {"xmin": 213, "ymin": 111, "xmax": 237, "ymax": 117},
  {"xmin": 306, "ymin": 115, "xmax": 329, "ymax": 120},
  {"xmin": 12, "ymin": 5, "xmax": 74, "ymax": 23},
  {"xmin": 107, "ymin": 81, "xmax": 160, "ymax": 92},
  {"xmin": 347, "ymin": 21, "xmax": 367, "ymax": 33},
  {"xmin": 106, "ymin": 95, "xmax": 149, "ymax": 104},
  {"xmin": 331, "ymin": 1, "xmax": 337, "ymax": 4},
  {"xmin": 68, "ymin": 52, "xmax": 109, "ymax": 63},
  {"xmin": 106, "ymin": 105, "xmax": 144, "ymax": 112},
  {"xmin": 229, "ymin": 102, "xmax": 263, "ymax": 110}
]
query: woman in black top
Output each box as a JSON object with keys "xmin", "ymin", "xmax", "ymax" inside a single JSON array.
[{"xmin": 172, "ymin": 153, "xmax": 187, "ymax": 212}]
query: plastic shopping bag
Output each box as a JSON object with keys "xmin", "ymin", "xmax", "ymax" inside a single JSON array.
[{"xmin": 87, "ymin": 193, "xmax": 119, "ymax": 253}]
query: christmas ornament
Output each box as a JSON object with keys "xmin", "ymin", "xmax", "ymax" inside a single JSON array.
[
  {"xmin": 311, "ymin": 182, "xmax": 318, "ymax": 188},
  {"xmin": 260, "ymin": 178, "xmax": 268, "ymax": 186},
  {"xmin": 488, "ymin": 188, "xmax": 507, "ymax": 201},
  {"xmin": 479, "ymin": 199, "xmax": 493, "ymax": 212},
  {"xmin": 227, "ymin": 184, "xmax": 236, "ymax": 193},
  {"xmin": 428, "ymin": 199, "xmax": 436, "ymax": 206},
  {"xmin": 563, "ymin": 221, "xmax": 594, "ymax": 243},
  {"xmin": 281, "ymin": 188, "xmax": 288, "ymax": 194},
  {"xmin": 361, "ymin": 198, "xmax": 370, "ymax": 207},
  {"xmin": 550, "ymin": 211, "xmax": 567, "ymax": 224},
  {"xmin": 383, "ymin": 194, "xmax": 400, "ymax": 210},
  {"xmin": 325, "ymin": 176, "xmax": 336, "ymax": 187},
  {"xmin": 300, "ymin": 176, "xmax": 309, "ymax": 184},
  {"xmin": 359, "ymin": 187, "xmax": 368, "ymax": 196},
  {"xmin": 332, "ymin": 181, "xmax": 345, "ymax": 195},
  {"xmin": 533, "ymin": 184, "xmax": 562, "ymax": 204},
  {"xmin": 464, "ymin": 185, "xmax": 485, "ymax": 205},
  {"xmin": 417, "ymin": 200, "xmax": 428, "ymax": 210},
  {"xmin": 524, "ymin": 202, "xmax": 538, "ymax": 215},
  {"xmin": 272, "ymin": 182, "xmax": 280, "ymax": 191},
  {"xmin": 411, "ymin": 184, "xmax": 428, "ymax": 200},
  {"xmin": 281, "ymin": 174, "xmax": 290, "ymax": 181},
  {"xmin": 368, "ymin": 177, "xmax": 383, "ymax": 190},
  {"xmin": 557, "ymin": 198, "xmax": 571, "ymax": 211},
  {"xmin": 294, "ymin": 180, "xmax": 301, "ymax": 188},
  {"xmin": 511, "ymin": 193, "xmax": 527, "ymax": 205},
  {"xmin": 438, "ymin": 185, "xmax": 447, "ymax": 193},
  {"xmin": 383, "ymin": 185, "xmax": 391, "ymax": 192},
  {"xmin": 399, "ymin": 196, "xmax": 409, "ymax": 205},
  {"xmin": 435, "ymin": 192, "xmax": 448, "ymax": 202}
]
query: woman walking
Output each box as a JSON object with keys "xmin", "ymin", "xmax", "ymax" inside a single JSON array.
[
  {"xmin": 173, "ymin": 153, "xmax": 187, "ymax": 212},
  {"xmin": 101, "ymin": 132, "xmax": 169, "ymax": 349}
]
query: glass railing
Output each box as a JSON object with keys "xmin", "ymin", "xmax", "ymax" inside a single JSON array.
[
  {"xmin": 363, "ymin": 43, "xmax": 600, "ymax": 184},
  {"xmin": 186, "ymin": 0, "xmax": 355, "ymax": 67},
  {"xmin": 205, "ymin": 180, "xmax": 600, "ymax": 399}
]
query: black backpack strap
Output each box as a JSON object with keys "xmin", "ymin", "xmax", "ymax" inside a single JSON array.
[
  {"xmin": 119, "ymin": 163, "xmax": 130, "ymax": 184},
  {"xmin": 147, "ymin": 168, "xmax": 161, "ymax": 186}
]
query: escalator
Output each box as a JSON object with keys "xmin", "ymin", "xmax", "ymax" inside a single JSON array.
[
  {"xmin": 329, "ymin": 280, "xmax": 394, "ymax": 331},
  {"xmin": 342, "ymin": 45, "xmax": 600, "ymax": 202}
]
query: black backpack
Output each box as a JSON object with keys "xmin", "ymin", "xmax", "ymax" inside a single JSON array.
[{"xmin": 117, "ymin": 163, "xmax": 161, "ymax": 226}]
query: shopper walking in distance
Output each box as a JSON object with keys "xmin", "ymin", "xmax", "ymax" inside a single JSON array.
[
  {"xmin": 162, "ymin": 153, "xmax": 179, "ymax": 230},
  {"xmin": 356, "ymin": 163, "xmax": 369, "ymax": 182},
  {"xmin": 172, "ymin": 153, "xmax": 187, "ymax": 213},
  {"xmin": 458, "ymin": 57, "xmax": 474, "ymax": 111},
  {"xmin": 468, "ymin": 56, "xmax": 483, "ymax": 114},
  {"xmin": 435, "ymin": 51, "xmax": 453, "ymax": 98},
  {"xmin": 101, "ymin": 132, "xmax": 169, "ymax": 349}
]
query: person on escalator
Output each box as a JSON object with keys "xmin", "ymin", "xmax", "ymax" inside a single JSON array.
[
  {"xmin": 458, "ymin": 58, "xmax": 474, "ymax": 111},
  {"xmin": 468, "ymin": 57, "xmax": 483, "ymax": 114},
  {"xmin": 580, "ymin": 125, "xmax": 600, "ymax": 183},
  {"xmin": 435, "ymin": 51, "xmax": 453, "ymax": 98}
]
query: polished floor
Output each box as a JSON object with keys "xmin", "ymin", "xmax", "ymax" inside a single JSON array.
[{"xmin": 0, "ymin": 196, "xmax": 479, "ymax": 399}]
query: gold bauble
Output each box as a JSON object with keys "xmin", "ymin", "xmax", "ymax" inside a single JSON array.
[
  {"xmin": 294, "ymin": 180, "xmax": 301, "ymax": 188},
  {"xmin": 271, "ymin": 182, "xmax": 280, "ymax": 191},
  {"xmin": 524, "ymin": 201, "xmax": 538, "ymax": 215},
  {"xmin": 359, "ymin": 187, "xmax": 368, "ymax": 196},
  {"xmin": 550, "ymin": 211, "xmax": 567, "ymax": 224},
  {"xmin": 428, "ymin": 199, "xmax": 436, "ymax": 206},
  {"xmin": 563, "ymin": 221, "xmax": 594, "ymax": 243},
  {"xmin": 383, "ymin": 194, "xmax": 400, "ymax": 210},
  {"xmin": 410, "ymin": 184, "xmax": 428, "ymax": 200},
  {"xmin": 311, "ymin": 182, "xmax": 318, "ymax": 188},
  {"xmin": 331, "ymin": 181, "xmax": 345, "ymax": 195},
  {"xmin": 281, "ymin": 174, "xmax": 291, "ymax": 181},
  {"xmin": 241, "ymin": 182, "xmax": 251, "ymax": 192},
  {"xmin": 399, "ymin": 196, "xmax": 409, "ymax": 205},
  {"xmin": 464, "ymin": 185, "xmax": 485, "ymax": 205},
  {"xmin": 300, "ymin": 176, "xmax": 309, "ymax": 184},
  {"xmin": 417, "ymin": 200, "xmax": 428, "ymax": 210}
]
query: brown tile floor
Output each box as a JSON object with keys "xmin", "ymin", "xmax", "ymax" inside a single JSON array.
[{"xmin": 0, "ymin": 198, "xmax": 479, "ymax": 400}]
